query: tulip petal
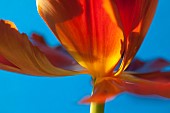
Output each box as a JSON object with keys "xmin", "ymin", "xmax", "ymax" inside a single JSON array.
[
  {"xmin": 81, "ymin": 78, "xmax": 123, "ymax": 103},
  {"xmin": 31, "ymin": 33, "xmax": 85, "ymax": 71},
  {"xmin": 37, "ymin": 0, "xmax": 124, "ymax": 77},
  {"xmin": 114, "ymin": 0, "xmax": 158, "ymax": 75},
  {"xmin": 126, "ymin": 58, "xmax": 170, "ymax": 73},
  {"xmin": 0, "ymin": 55, "xmax": 18, "ymax": 67},
  {"xmin": 112, "ymin": 0, "xmax": 147, "ymax": 37},
  {"xmin": 121, "ymin": 72, "xmax": 170, "ymax": 98},
  {"xmin": 111, "ymin": 0, "xmax": 158, "ymax": 37},
  {"xmin": 125, "ymin": 59, "xmax": 145, "ymax": 72},
  {"xmin": 0, "ymin": 20, "xmax": 84, "ymax": 76}
]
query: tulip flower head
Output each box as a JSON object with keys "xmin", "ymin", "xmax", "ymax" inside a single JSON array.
[{"xmin": 1, "ymin": 0, "xmax": 170, "ymax": 106}]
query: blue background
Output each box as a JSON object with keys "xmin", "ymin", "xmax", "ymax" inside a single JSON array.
[{"xmin": 0, "ymin": 0, "xmax": 170, "ymax": 113}]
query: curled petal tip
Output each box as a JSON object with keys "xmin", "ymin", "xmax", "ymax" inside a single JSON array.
[{"xmin": 0, "ymin": 20, "xmax": 18, "ymax": 30}]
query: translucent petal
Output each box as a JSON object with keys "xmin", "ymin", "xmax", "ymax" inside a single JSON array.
[
  {"xmin": 113, "ymin": 0, "xmax": 158, "ymax": 75},
  {"xmin": 0, "ymin": 20, "xmax": 84, "ymax": 76},
  {"xmin": 126, "ymin": 58, "xmax": 170, "ymax": 73},
  {"xmin": 37, "ymin": 0, "xmax": 124, "ymax": 77},
  {"xmin": 31, "ymin": 33, "xmax": 85, "ymax": 71},
  {"xmin": 122, "ymin": 72, "xmax": 170, "ymax": 98}
]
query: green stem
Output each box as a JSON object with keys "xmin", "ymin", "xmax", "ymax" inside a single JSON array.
[
  {"xmin": 90, "ymin": 78, "xmax": 105, "ymax": 113},
  {"xmin": 90, "ymin": 102, "xmax": 105, "ymax": 113}
]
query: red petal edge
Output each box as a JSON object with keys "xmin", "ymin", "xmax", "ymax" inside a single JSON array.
[{"xmin": 122, "ymin": 72, "xmax": 170, "ymax": 98}]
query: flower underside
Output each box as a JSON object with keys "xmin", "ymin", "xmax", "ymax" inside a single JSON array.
[{"xmin": 1, "ymin": 0, "xmax": 170, "ymax": 103}]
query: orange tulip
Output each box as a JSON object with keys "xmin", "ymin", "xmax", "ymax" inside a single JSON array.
[{"xmin": 1, "ymin": 0, "xmax": 169, "ymax": 104}]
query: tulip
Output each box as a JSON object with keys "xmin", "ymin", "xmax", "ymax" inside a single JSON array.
[{"xmin": 1, "ymin": 0, "xmax": 169, "ymax": 113}]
